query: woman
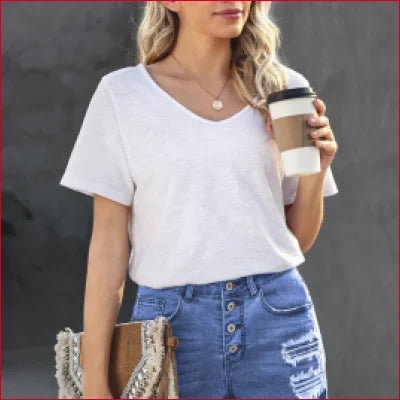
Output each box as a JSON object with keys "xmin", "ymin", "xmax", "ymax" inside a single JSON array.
[{"xmin": 60, "ymin": 1, "xmax": 339, "ymax": 398}]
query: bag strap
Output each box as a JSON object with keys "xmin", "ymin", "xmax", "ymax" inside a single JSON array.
[
  {"xmin": 157, "ymin": 325, "xmax": 178, "ymax": 397},
  {"xmin": 167, "ymin": 336, "xmax": 179, "ymax": 349}
]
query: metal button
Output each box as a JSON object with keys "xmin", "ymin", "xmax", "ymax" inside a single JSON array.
[
  {"xmin": 228, "ymin": 345, "xmax": 238, "ymax": 353},
  {"xmin": 227, "ymin": 323, "xmax": 236, "ymax": 333},
  {"xmin": 227, "ymin": 301, "xmax": 236, "ymax": 311},
  {"xmin": 225, "ymin": 281, "xmax": 233, "ymax": 290}
]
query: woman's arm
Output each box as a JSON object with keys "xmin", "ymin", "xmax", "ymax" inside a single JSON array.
[
  {"xmin": 284, "ymin": 170, "xmax": 326, "ymax": 253},
  {"xmin": 284, "ymin": 97, "xmax": 338, "ymax": 253},
  {"xmin": 82, "ymin": 195, "xmax": 131, "ymax": 398}
]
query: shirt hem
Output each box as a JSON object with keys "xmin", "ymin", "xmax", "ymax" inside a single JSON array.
[
  {"xmin": 128, "ymin": 255, "xmax": 306, "ymax": 288},
  {"xmin": 59, "ymin": 175, "xmax": 132, "ymax": 206}
]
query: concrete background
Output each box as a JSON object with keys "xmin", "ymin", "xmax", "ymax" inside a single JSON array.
[{"xmin": 2, "ymin": 1, "xmax": 398, "ymax": 398}]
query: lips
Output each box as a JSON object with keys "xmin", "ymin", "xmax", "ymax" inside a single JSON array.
[{"xmin": 214, "ymin": 8, "xmax": 243, "ymax": 15}]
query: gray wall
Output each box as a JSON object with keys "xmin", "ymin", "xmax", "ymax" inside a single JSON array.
[{"xmin": 2, "ymin": 2, "xmax": 397, "ymax": 398}]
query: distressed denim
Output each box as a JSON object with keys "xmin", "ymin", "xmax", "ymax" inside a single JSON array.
[{"xmin": 130, "ymin": 267, "xmax": 328, "ymax": 399}]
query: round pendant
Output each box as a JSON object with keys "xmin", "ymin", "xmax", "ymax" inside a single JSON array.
[{"xmin": 212, "ymin": 100, "xmax": 223, "ymax": 111}]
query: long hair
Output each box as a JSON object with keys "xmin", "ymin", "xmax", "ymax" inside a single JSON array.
[{"xmin": 135, "ymin": 1, "xmax": 288, "ymax": 121}]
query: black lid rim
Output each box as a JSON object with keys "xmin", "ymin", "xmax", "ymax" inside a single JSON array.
[{"xmin": 267, "ymin": 87, "xmax": 317, "ymax": 105}]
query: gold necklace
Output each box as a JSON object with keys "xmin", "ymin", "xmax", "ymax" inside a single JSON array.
[{"xmin": 170, "ymin": 53, "xmax": 231, "ymax": 111}]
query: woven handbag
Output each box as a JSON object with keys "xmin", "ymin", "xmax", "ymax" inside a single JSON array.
[{"xmin": 54, "ymin": 315, "xmax": 180, "ymax": 398}]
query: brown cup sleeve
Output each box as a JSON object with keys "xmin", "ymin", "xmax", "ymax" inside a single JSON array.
[{"xmin": 272, "ymin": 113, "xmax": 315, "ymax": 152}]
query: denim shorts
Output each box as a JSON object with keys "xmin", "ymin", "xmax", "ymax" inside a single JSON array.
[{"xmin": 130, "ymin": 267, "xmax": 328, "ymax": 399}]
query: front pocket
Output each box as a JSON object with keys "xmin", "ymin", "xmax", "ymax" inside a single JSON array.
[
  {"xmin": 258, "ymin": 268, "xmax": 313, "ymax": 315},
  {"xmin": 132, "ymin": 294, "xmax": 184, "ymax": 322}
]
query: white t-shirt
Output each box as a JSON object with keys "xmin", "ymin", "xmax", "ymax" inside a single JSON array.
[{"xmin": 59, "ymin": 62, "xmax": 339, "ymax": 288}]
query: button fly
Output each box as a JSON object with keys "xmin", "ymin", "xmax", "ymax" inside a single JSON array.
[
  {"xmin": 222, "ymin": 278, "xmax": 245, "ymax": 363},
  {"xmin": 229, "ymin": 345, "xmax": 239, "ymax": 353}
]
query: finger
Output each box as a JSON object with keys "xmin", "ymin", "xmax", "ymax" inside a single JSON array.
[
  {"xmin": 313, "ymin": 97, "xmax": 326, "ymax": 116},
  {"xmin": 309, "ymin": 126, "xmax": 335, "ymax": 141},
  {"xmin": 308, "ymin": 115, "xmax": 329, "ymax": 128},
  {"xmin": 314, "ymin": 139, "xmax": 338, "ymax": 155}
]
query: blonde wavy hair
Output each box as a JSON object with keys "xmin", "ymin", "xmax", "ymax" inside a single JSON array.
[{"xmin": 134, "ymin": 1, "xmax": 289, "ymax": 121}]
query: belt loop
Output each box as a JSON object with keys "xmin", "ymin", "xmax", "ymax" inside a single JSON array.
[
  {"xmin": 247, "ymin": 275, "xmax": 258, "ymax": 297},
  {"xmin": 184, "ymin": 284, "xmax": 194, "ymax": 301}
]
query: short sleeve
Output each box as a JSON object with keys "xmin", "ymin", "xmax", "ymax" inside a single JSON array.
[
  {"xmin": 282, "ymin": 165, "xmax": 339, "ymax": 206},
  {"xmin": 284, "ymin": 64, "xmax": 311, "ymax": 89},
  {"xmin": 59, "ymin": 77, "xmax": 134, "ymax": 206},
  {"xmin": 280, "ymin": 65, "xmax": 338, "ymax": 205}
]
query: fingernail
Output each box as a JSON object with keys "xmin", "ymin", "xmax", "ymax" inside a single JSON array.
[
  {"xmin": 311, "ymin": 131, "xmax": 318, "ymax": 137},
  {"xmin": 310, "ymin": 117, "xmax": 316, "ymax": 123}
]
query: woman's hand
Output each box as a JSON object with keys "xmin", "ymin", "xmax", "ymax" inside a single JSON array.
[
  {"xmin": 307, "ymin": 97, "xmax": 338, "ymax": 171},
  {"xmin": 264, "ymin": 97, "xmax": 338, "ymax": 172},
  {"xmin": 83, "ymin": 385, "xmax": 114, "ymax": 399}
]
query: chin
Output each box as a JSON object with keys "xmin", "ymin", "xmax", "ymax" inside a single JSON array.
[{"xmin": 214, "ymin": 27, "xmax": 244, "ymax": 39}]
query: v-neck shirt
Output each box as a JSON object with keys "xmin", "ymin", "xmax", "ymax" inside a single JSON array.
[{"xmin": 59, "ymin": 62, "xmax": 339, "ymax": 288}]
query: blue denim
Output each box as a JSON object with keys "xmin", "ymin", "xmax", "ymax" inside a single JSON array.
[{"xmin": 130, "ymin": 267, "xmax": 328, "ymax": 399}]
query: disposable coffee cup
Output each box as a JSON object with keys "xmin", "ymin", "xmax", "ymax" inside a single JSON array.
[{"xmin": 267, "ymin": 87, "xmax": 319, "ymax": 177}]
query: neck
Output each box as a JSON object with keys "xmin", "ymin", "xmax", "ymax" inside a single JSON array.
[{"xmin": 168, "ymin": 27, "xmax": 232, "ymax": 83}]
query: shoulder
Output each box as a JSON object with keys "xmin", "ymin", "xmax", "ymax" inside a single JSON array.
[
  {"xmin": 100, "ymin": 63, "xmax": 144, "ymax": 94},
  {"xmin": 280, "ymin": 64, "xmax": 311, "ymax": 89}
]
